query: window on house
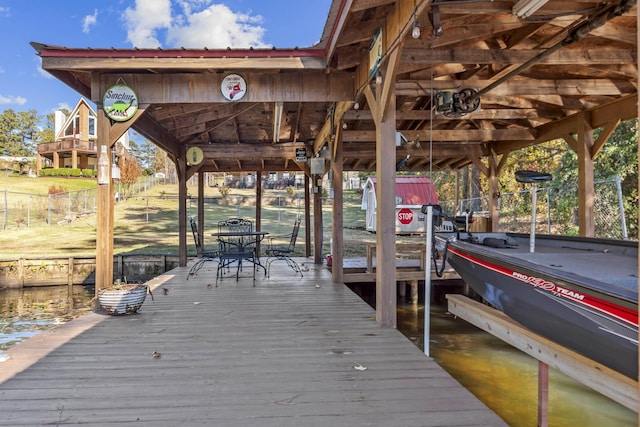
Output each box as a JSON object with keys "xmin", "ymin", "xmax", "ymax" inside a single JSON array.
[
  {"xmin": 88, "ymin": 116, "xmax": 96, "ymax": 137},
  {"xmin": 64, "ymin": 116, "xmax": 81, "ymax": 138}
]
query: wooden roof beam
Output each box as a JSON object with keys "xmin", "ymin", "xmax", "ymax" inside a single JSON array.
[{"xmin": 342, "ymin": 129, "xmax": 536, "ymax": 142}]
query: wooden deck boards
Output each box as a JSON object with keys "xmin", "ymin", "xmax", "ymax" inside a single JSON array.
[
  {"xmin": 342, "ymin": 257, "xmax": 461, "ymax": 283},
  {"xmin": 0, "ymin": 258, "xmax": 506, "ymax": 426}
]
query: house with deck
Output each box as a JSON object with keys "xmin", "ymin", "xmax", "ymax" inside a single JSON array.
[{"xmin": 36, "ymin": 98, "xmax": 129, "ymax": 176}]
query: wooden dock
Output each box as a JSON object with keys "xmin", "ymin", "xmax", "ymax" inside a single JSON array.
[{"xmin": 0, "ymin": 258, "xmax": 506, "ymax": 426}]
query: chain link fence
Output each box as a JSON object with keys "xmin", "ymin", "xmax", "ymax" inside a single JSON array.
[
  {"xmin": 445, "ymin": 177, "xmax": 630, "ymax": 240},
  {"xmin": 0, "ymin": 176, "xmax": 164, "ymax": 230}
]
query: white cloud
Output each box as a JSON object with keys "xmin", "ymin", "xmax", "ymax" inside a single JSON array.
[
  {"xmin": 0, "ymin": 95, "xmax": 27, "ymax": 105},
  {"xmin": 168, "ymin": 4, "xmax": 268, "ymax": 49},
  {"xmin": 56, "ymin": 102, "xmax": 72, "ymax": 112},
  {"xmin": 83, "ymin": 9, "xmax": 98, "ymax": 34},
  {"xmin": 122, "ymin": 0, "xmax": 268, "ymax": 49},
  {"xmin": 123, "ymin": 0, "xmax": 173, "ymax": 48}
]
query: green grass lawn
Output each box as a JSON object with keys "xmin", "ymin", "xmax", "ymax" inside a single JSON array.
[{"xmin": 0, "ymin": 175, "xmax": 393, "ymax": 259}]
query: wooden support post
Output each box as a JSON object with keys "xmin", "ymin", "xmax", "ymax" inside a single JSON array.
[
  {"xmin": 304, "ymin": 174, "xmax": 311, "ymax": 257},
  {"xmin": 488, "ymin": 151, "xmax": 500, "ymax": 232},
  {"xmin": 398, "ymin": 282, "xmax": 407, "ymax": 298},
  {"xmin": 331, "ymin": 129, "xmax": 344, "ymax": 283},
  {"xmin": 95, "ymin": 115, "xmax": 114, "ymax": 293},
  {"xmin": 577, "ymin": 112, "xmax": 595, "ymax": 237},
  {"xmin": 177, "ymin": 149, "xmax": 188, "ymax": 267},
  {"xmin": 117, "ymin": 255, "xmax": 123, "ymax": 280},
  {"xmin": 538, "ymin": 361, "xmax": 549, "ymax": 427},
  {"xmin": 364, "ymin": 45, "xmax": 401, "ymax": 329},
  {"xmin": 313, "ymin": 183, "xmax": 323, "ymax": 264},
  {"xmin": 67, "ymin": 257, "xmax": 74, "ymax": 310},
  {"xmin": 197, "ymin": 171, "xmax": 204, "ymax": 250},
  {"xmin": 410, "ymin": 280, "xmax": 418, "ymax": 304},
  {"xmin": 256, "ymin": 171, "xmax": 263, "ymax": 255}
]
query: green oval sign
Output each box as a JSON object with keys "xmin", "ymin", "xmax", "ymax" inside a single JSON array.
[{"xmin": 103, "ymin": 84, "xmax": 138, "ymax": 122}]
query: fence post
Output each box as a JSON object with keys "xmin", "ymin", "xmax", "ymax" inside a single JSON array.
[
  {"xmin": 546, "ymin": 187, "xmax": 551, "ymax": 233},
  {"xmin": 2, "ymin": 189, "xmax": 7, "ymax": 230},
  {"xmin": 615, "ymin": 175, "xmax": 628, "ymax": 239}
]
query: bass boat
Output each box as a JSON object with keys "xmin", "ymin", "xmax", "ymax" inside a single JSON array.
[
  {"xmin": 435, "ymin": 231, "xmax": 638, "ymax": 379},
  {"xmin": 432, "ymin": 170, "xmax": 637, "ymax": 379}
]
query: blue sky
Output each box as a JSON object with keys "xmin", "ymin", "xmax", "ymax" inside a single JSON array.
[{"xmin": 0, "ymin": 0, "xmax": 332, "ymax": 116}]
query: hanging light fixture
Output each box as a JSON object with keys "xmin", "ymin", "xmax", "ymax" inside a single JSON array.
[
  {"xmin": 412, "ymin": 11, "xmax": 421, "ymax": 39},
  {"xmin": 375, "ymin": 70, "xmax": 383, "ymax": 85}
]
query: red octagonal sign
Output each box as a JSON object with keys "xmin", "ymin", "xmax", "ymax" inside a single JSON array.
[{"xmin": 398, "ymin": 208, "xmax": 413, "ymax": 225}]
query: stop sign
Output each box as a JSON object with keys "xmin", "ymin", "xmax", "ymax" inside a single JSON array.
[{"xmin": 398, "ymin": 208, "xmax": 413, "ymax": 225}]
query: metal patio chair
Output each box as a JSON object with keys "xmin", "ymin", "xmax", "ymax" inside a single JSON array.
[
  {"xmin": 187, "ymin": 216, "xmax": 219, "ymax": 279},
  {"xmin": 265, "ymin": 217, "xmax": 302, "ymax": 278},
  {"xmin": 216, "ymin": 218, "xmax": 257, "ymax": 285}
]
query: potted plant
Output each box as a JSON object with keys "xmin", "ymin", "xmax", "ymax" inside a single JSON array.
[{"xmin": 97, "ymin": 278, "xmax": 150, "ymax": 315}]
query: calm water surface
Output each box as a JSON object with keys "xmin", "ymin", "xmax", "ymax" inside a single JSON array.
[
  {"xmin": 0, "ymin": 285, "xmax": 94, "ymax": 351},
  {"xmin": 397, "ymin": 302, "xmax": 636, "ymax": 427}
]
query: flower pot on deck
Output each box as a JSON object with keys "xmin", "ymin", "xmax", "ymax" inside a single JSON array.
[{"xmin": 98, "ymin": 284, "xmax": 148, "ymax": 315}]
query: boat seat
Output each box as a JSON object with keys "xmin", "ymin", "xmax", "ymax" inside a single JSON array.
[{"xmin": 515, "ymin": 170, "xmax": 552, "ymax": 184}]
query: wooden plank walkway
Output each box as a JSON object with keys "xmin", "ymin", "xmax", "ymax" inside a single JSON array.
[
  {"xmin": 0, "ymin": 258, "xmax": 506, "ymax": 426},
  {"xmin": 342, "ymin": 257, "xmax": 461, "ymax": 283}
]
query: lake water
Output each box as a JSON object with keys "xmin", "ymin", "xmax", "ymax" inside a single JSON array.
[
  {"xmin": 0, "ymin": 285, "xmax": 94, "ymax": 352},
  {"xmin": 0, "ymin": 284, "xmax": 636, "ymax": 426},
  {"xmin": 397, "ymin": 302, "xmax": 636, "ymax": 427}
]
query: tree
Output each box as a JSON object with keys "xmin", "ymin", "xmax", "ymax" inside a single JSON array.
[
  {"xmin": 0, "ymin": 109, "xmax": 22, "ymax": 155},
  {"xmin": 118, "ymin": 156, "xmax": 143, "ymax": 199},
  {"xmin": 131, "ymin": 137, "xmax": 158, "ymax": 174},
  {"xmin": 34, "ymin": 112, "xmax": 56, "ymax": 144},
  {"xmin": 0, "ymin": 109, "xmax": 42, "ymax": 156}
]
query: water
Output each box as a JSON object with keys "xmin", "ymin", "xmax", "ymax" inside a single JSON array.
[
  {"xmin": 0, "ymin": 285, "xmax": 94, "ymax": 352},
  {"xmin": 397, "ymin": 302, "xmax": 637, "ymax": 427}
]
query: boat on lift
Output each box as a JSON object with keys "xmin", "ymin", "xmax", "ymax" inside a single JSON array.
[{"xmin": 433, "ymin": 170, "xmax": 638, "ymax": 379}]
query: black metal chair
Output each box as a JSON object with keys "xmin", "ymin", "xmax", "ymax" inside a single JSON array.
[
  {"xmin": 216, "ymin": 218, "xmax": 257, "ymax": 285},
  {"xmin": 187, "ymin": 216, "xmax": 219, "ymax": 279},
  {"xmin": 266, "ymin": 217, "xmax": 302, "ymax": 278}
]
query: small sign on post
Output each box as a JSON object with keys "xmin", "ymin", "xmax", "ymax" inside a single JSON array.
[
  {"xmin": 295, "ymin": 148, "xmax": 307, "ymax": 162},
  {"xmin": 398, "ymin": 208, "xmax": 414, "ymax": 225}
]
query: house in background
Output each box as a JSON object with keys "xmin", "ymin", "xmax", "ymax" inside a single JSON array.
[
  {"xmin": 36, "ymin": 98, "xmax": 129, "ymax": 176},
  {"xmin": 361, "ymin": 176, "xmax": 439, "ymax": 234}
]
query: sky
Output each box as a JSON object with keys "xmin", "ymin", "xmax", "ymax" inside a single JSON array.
[{"xmin": 0, "ymin": 0, "xmax": 332, "ymax": 116}]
